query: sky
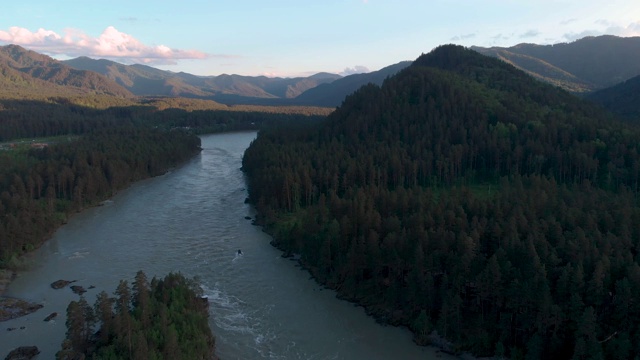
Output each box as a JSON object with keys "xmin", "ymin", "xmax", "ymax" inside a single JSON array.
[{"xmin": 0, "ymin": 0, "xmax": 638, "ymax": 78}]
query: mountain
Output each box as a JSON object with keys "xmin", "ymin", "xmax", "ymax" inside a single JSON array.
[
  {"xmin": 293, "ymin": 61, "xmax": 411, "ymax": 107},
  {"xmin": 472, "ymin": 35, "xmax": 640, "ymax": 92},
  {"xmin": 0, "ymin": 45, "xmax": 132, "ymax": 98},
  {"xmin": 242, "ymin": 45, "xmax": 640, "ymax": 358},
  {"xmin": 63, "ymin": 57, "xmax": 341, "ymax": 99},
  {"xmin": 587, "ymin": 74, "xmax": 640, "ymax": 120}
]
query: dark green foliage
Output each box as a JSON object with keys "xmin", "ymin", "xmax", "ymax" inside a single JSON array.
[
  {"xmin": 0, "ymin": 101, "xmax": 202, "ymax": 265},
  {"xmin": 57, "ymin": 271, "xmax": 215, "ymax": 360},
  {"xmin": 242, "ymin": 45, "xmax": 640, "ymax": 358},
  {"xmin": 587, "ymin": 75, "xmax": 640, "ymax": 122},
  {"xmin": 0, "ymin": 94, "xmax": 328, "ymax": 266}
]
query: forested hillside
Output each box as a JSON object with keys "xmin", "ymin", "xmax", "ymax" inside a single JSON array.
[
  {"xmin": 587, "ymin": 75, "xmax": 640, "ymax": 122},
  {"xmin": 0, "ymin": 45, "xmax": 132, "ymax": 98},
  {"xmin": 242, "ymin": 45, "xmax": 640, "ymax": 358}
]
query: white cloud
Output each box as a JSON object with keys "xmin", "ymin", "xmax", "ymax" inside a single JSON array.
[
  {"xmin": 450, "ymin": 33, "xmax": 476, "ymax": 41},
  {"xmin": 0, "ymin": 26, "xmax": 214, "ymax": 65},
  {"xmin": 340, "ymin": 65, "xmax": 370, "ymax": 76},
  {"xmin": 520, "ymin": 29, "xmax": 540, "ymax": 38},
  {"xmin": 610, "ymin": 21, "xmax": 640, "ymax": 37},
  {"xmin": 563, "ymin": 21, "xmax": 640, "ymax": 42}
]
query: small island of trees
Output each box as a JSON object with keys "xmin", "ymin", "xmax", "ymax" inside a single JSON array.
[{"xmin": 56, "ymin": 271, "xmax": 216, "ymax": 360}]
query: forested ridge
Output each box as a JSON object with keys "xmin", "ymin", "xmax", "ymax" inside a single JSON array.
[
  {"xmin": 242, "ymin": 45, "xmax": 640, "ymax": 358},
  {"xmin": 56, "ymin": 271, "xmax": 215, "ymax": 360}
]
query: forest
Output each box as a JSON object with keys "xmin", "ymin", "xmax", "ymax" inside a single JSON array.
[
  {"xmin": 0, "ymin": 97, "xmax": 324, "ymax": 266},
  {"xmin": 242, "ymin": 45, "xmax": 640, "ymax": 359},
  {"xmin": 56, "ymin": 271, "xmax": 215, "ymax": 360}
]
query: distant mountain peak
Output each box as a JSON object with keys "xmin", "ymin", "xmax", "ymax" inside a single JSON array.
[
  {"xmin": 473, "ymin": 35, "xmax": 640, "ymax": 92},
  {"xmin": 0, "ymin": 44, "xmax": 132, "ymax": 98}
]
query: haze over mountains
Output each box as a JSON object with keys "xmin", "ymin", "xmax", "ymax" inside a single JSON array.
[
  {"xmin": 472, "ymin": 35, "xmax": 640, "ymax": 93},
  {"xmin": 1, "ymin": 35, "xmax": 640, "ymax": 109},
  {"xmin": 63, "ymin": 56, "xmax": 342, "ymax": 99}
]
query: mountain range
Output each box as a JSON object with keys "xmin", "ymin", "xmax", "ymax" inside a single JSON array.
[
  {"xmin": 472, "ymin": 35, "xmax": 640, "ymax": 93},
  {"xmin": 63, "ymin": 56, "xmax": 342, "ymax": 99},
  {"xmin": 1, "ymin": 35, "xmax": 640, "ymax": 109},
  {"xmin": 0, "ymin": 44, "xmax": 132, "ymax": 99}
]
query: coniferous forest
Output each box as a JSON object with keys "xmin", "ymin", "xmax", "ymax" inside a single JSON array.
[
  {"xmin": 242, "ymin": 46, "xmax": 640, "ymax": 358},
  {"xmin": 0, "ymin": 105, "xmax": 201, "ymax": 264},
  {"xmin": 0, "ymin": 98, "xmax": 324, "ymax": 266},
  {"xmin": 56, "ymin": 271, "xmax": 215, "ymax": 360}
]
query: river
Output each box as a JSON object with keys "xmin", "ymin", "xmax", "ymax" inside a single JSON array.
[{"xmin": 0, "ymin": 132, "xmax": 452, "ymax": 360}]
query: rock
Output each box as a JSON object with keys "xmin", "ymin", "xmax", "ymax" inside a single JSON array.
[
  {"xmin": 70, "ymin": 285, "xmax": 86, "ymax": 295},
  {"xmin": 51, "ymin": 279, "xmax": 75, "ymax": 289},
  {"xmin": 6, "ymin": 327, "xmax": 16, "ymax": 331},
  {"xmin": 43, "ymin": 312, "xmax": 57, "ymax": 322},
  {"xmin": 244, "ymin": 216, "xmax": 252, "ymax": 220},
  {"xmin": 0, "ymin": 298, "xmax": 43, "ymax": 321},
  {"xmin": 244, "ymin": 197, "xmax": 250, "ymax": 204},
  {"xmin": 4, "ymin": 345, "xmax": 39, "ymax": 360},
  {"xmin": 88, "ymin": 285, "xmax": 95, "ymax": 289}
]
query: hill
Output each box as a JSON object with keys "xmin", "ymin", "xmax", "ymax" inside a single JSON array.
[
  {"xmin": 587, "ymin": 74, "xmax": 640, "ymax": 121},
  {"xmin": 293, "ymin": 61, "xmax": 411, "ymax": 107},
  {"xmin": 242, "ymin": 45, "xmax": 640, "ymax": 358},
  {"xmin": 0, "ymin": 45, "xmax": 132, "ymax": 98},
  {"xmin": 63, "ymin": 56, "xmax": 341, "ymax": 99},
  {"xmin": 473, "ymin": 35, "xmax": 640, "ymax": 92}
]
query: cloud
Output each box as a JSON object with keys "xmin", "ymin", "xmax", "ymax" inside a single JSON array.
[
  {"xmin": 520, "ymin": 30, "xmax": 540, "ymax": 38},
  {"xmin": 563, "ymin": 21, "xmax": 640, "ymax": 42},
  {"xmin": 610, "ymin": 21, "xmax": 640, "ymax": 37},
  {"xmin": 450, "ymin": 33, "xmax": 476, "ymax": 41},
  {"xmin": 340, "ymin": 65, "xmax": 370, "ymax": 76},
  {"xmin": 0, "ymin": 26, "xmax": 216, "ymax": 65},
  {"xmin": 560, "ymin": 18, "xmax": 577, "ymax": 26}
]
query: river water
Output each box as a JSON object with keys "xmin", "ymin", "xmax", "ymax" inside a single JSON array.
[{"xmin": 1, "ymin": 132, "xmax": 451, "ymax": 360}]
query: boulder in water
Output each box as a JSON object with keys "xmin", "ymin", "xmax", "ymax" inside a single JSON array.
[
  {"xmin": 4, "ymin": 345, "xmax": 39, "ymax": 360},
  {"xmin": 70, "ymin": 285, "xmax": 86, "ymax": 295},
  {"xmin": 0, "ymin": 298, "xmax": 43, "ymax": 321},
  {"xmin": 50, "ymin": 280, "xmax": 75, "ymax": 289},
  {"xmin": 44, "ymin": 312, "xmax": 57, "ymax": 322}
]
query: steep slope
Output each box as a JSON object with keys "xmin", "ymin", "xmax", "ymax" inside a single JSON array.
[
  {"xmin": 243, "ymin": 45, "xmax": 640, "ymax": 358},
  {"xmin": 64, "ymin": 56, "xmax": 341, "ymax": 99},
  {"xmin": 0, "ymin": 45, "xmax": 132, "ymax": 97},
  {"xmin": 587, "ymin": 74, "xmax": 640, "ymax": 121},
  {"xmin": 472, "ymin": 47, "xmax": 595, "ymax": 92},
  {"xmin": 473, "ymin": 35, "xmax": 640, "ymax": 92},
  {"xmin": 64, "ymin": 57, "xmax": 209, "ymax": 96},
  {"xmin": 293, "ymin": 61, "xmax": 411, "ymax": 106}
]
